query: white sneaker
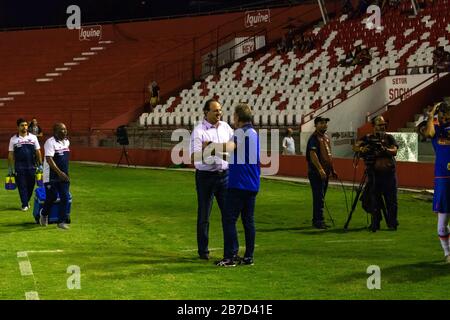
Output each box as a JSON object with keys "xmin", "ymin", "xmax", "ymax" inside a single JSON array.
[
  {"xmin": 57, "ymin": 223, "xmax": 70, "ymax": 230},
  {"xmin": 39, "ymin": 209, "xmax": 48, "ymax": 226},
  {"xmin": 21, "ymin": 206, "xmax": 29, "ymax": 211}
]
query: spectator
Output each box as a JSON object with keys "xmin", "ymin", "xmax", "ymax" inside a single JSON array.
[
  {"xmin": 342, "ymin": 0, "xmax": 355, "ymax": 17},
  {"xmin": 39, "ymin": 123, "xmax": 71, "ymax": 230},
  {"xmin": 282, "ymin": 128, "xmax": 296, "ymax": 155},
  {"xmin": 355, "ymin": 47, "xmax": 372, "ymax": 66},
  {"xmin": 277, "ymin": 37, "xmax": 287, "ymax": 54},
  {"xmin": 8, "ymin": 118, "xmax": 43, "ymax": 211},
  {"xmin": 29, "ymin": 117, "xmax": 43, "ymax": 140},
  {"xmin": 206, "ymin": 52, "xmax": 216, "ymax": 75},
  {"xmin": 433, "ymin": 47, "xmax": 450, "ymax": 73},
  {"xmin": 149, "ymin": 80, "xmax": 160, "ymax": 111},
  {"xmin": 340, "ymin": 51, "xmax": 355, "ymax": 67}
]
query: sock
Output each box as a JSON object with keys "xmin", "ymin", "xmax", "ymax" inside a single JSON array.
[{"xmin": 437, "ymin": 213, "xmax": 450, "ymax": 257}]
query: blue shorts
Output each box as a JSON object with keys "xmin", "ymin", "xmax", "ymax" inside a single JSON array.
[{"xmin": 433, "ymin": 178, "xmax": 450, "ymax": 214}]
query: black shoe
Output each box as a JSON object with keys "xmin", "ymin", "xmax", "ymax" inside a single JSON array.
[
  {"xmin": 215, "ymin": 258, "xmax": 236, "ymax": 267},
  {"xmin": 199, "ymin": 253, "xmax": 209, "ymax": 260},
  {"xmin": 232, "ymin": 254, "xmax": 242, "ymax": 264},
  {"xmin": 239, "ymin": 257, "xmax": 254, "ymax": 265},
  {"xmin": 313, "ymin": 223, "xmax": 329, "ymax": 229}
]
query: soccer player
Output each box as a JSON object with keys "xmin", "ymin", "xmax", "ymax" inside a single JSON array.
[
  {"xmin": 424, "ymin": 101, "xmax": 450, "ymax": 263},
  {"xmin": 209, "ymin": 103, "xmax": 261, "ymax": 267},
  {"xmin": 8, "ymin": 118, "xmax": 42, "ymax": 211},
  {"xmin": 39, "ymin": 123, "xmax": 71, "ymax": 230}
]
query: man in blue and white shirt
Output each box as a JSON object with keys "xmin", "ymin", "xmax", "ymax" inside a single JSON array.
[
  {"xmin": 39, "ymin": 123, "xmax": 71, "ymax": 230},
  {"xmin": 8, "ymin": 118, "xmax": 42, "ymax": 211}
]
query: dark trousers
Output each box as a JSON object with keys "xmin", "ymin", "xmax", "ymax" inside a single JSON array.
[
  {"xmin": 195, "ymin": 170, "xmax": 228, "ymax": 256},
  {"xmin": 372, "ymin": 172, "xmax": 398, "ymax": 228},
  {"xmin": 308, "ymin": 171, "xmax": 329, "ymax": 225},
  {"xmin": 15, "ymin": 169, "xmax": 35, "ymax": 207},
  {"xmin": 42, "ymin": 181, "xmax": 70, "ymax": 223},
  {"xmin": 222, "ymin": 188, "xmax": 257, "ymax": 259}
]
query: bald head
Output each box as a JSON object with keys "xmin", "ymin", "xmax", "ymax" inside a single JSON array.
[{"xmin": 53, "ymin": 123, "xmax": 68, "ymax": 140}]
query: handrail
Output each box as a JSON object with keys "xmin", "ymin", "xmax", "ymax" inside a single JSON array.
[
  {"xmin": 140, "ymin": 5, "xmax": 326, "ymax": 104},
  {"xmin": 300, "ymin": 65, "xmax": 433, "ymax": 127},
  {"xmin": 89, "ymin": 4, "xmax": 299, "ymax": 88},
  {"xmin": 365, "ymin": 71, "xmax": 443, "ymax": 122}
]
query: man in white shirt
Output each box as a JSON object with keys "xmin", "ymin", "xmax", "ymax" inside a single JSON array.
[
  {"xmin": 39, "ymin": 123, "xmax": 71, "ymax": 230},
  {"xmin": 190, "ymin": 98, "xmax": 234, "ymax": 260},
  {"xmin": 282, "ymin": 128, "xmax": 296, "ymax": 155},
  {"xmin": 8, "ymin": 118, "xmax": 42, "ymax": 211}
]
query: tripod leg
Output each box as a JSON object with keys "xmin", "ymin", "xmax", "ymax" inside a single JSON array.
[
  {"xmin": 124, "ymin": 148, "xmax": 131, "ymax": 166},
  {"xmin": 117, "ymin": 148, "xmax": 125, "ymax": 167},
  {"xmin": 344, "ymin": 171, "xmax": 367, "ymax": 230}
]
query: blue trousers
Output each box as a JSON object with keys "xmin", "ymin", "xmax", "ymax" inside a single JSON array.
[
  {"xmin": 222, "ymin": 188, "xmax": 257, "ymax": 259},
  {"xmin": 15, "ymin": 169, "xmax": 35, "ymax": 208},
  {"xmin": 42, "ymin": 181, "xmax": 70, "ymax": 223},
  {"xmin": 308, "ymin": 171, "xmax": 329, "ymax": 225},
  {"xmin": 195, "ymin": 170, "xmax": 228, "ymax": 256}
]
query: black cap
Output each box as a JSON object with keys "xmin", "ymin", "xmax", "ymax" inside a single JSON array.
[{"xmin": 314, "ymin": 116, "xmax": 330, "ymax": 124}]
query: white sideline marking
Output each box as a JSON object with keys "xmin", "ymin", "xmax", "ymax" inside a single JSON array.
[
  {"xmin": 25, "ymin": 291, "xmax": 40, "ymax": 300},
  {"xmin": 90, "ymin": 46, "xmax": 104, "ymax": 51},
  {"xmin": 55, "ymin": 67, "xmax": 70, "ymax": 71},
  {"xmin": 19, "ymin": 261, "xmax": 33, "ymax": 276},
  {"xmin": 64, "ymin": 62, "xmax": 79, "ymax": 66},
  {"xmin": 46, "ymin": 73, "xmax": 61, "ymax": 77},
  {"xmin": 8, "ymin": 91, "xmax": 25, "ymax": 95},
  {"xmin": 98, "ymin": 40, "xmax": 113, "ymax": 44},
  {"xmin": 35, "ymin": 78, "xmax": 53, "ymax": 82},
  {"xmin": 325, "ymin": 239, "xmax": 394, "ymax": 243},
  {"xmin": 73, "ymin": 57, "xmax": 88, "ymax": 61},
  {"xmin": 17, "ymin": 250, "xmax": 64, "ymax": 300},
  {"xmin": 81, "ymin": 52, "xmax": 96, "ymax": 56},
  {"xmin": 0, "ymin": 97, "xmax": 14, "ymax": 101},
  {"xmin": 26, "ymin": 249, "xmax": 64, "ymax": 254},
  {"xmin": 17, "ymin": 251, "xmax": 28, "ymax": 258}
]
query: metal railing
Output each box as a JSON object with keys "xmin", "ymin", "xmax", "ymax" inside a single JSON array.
[{"xmin": 300, "ymin": 65, "xmax": 433, "ymax": 128}]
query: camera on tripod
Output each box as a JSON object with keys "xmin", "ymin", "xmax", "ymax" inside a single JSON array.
[{"xmin": 357, "ymin": 136, "xmax": 384, "ymax": 167}]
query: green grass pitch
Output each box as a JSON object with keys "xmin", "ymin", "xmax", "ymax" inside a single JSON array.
[{"xmin": 0, "ymin": 161, "xmax": 448, "ymax": 300}]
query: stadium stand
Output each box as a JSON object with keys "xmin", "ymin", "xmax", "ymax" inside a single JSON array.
[{"xmin": 139, "ymin": 0, "xmax": 450, "ymax": 129}]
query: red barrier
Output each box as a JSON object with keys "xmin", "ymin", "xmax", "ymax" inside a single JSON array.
[{"xmin": 70, "ymin": 147, "xmax": 435, "ymax": 189}]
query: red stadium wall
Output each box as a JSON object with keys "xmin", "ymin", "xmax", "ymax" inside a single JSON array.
[
  {"xmin": 70, "ymin": 147, "xmax": 435, "ymax": 189},
  {"xmin": 0, "ymin": 3, "xmax": 335, "ymax": 134}
]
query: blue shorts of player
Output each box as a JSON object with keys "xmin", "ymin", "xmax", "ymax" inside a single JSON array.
[
  {"xmin": 41, "ymin": 181, "xmax": 71, "ymax": 223},
  {"xmin": 433, "ymin": 178, "xmax": 450, "ymax": 214},
  {"xmin": 222, "ymin": 188, "xmax": 257, "ymax": 260}
]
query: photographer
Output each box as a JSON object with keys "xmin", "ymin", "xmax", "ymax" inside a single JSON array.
[
  {"xmin": 353, "ymin": 116, "xmax": 399, "ymax": 231},
  {"xmin": 423, "ymin": 101, "xmax": 450, "ymax": 263}
]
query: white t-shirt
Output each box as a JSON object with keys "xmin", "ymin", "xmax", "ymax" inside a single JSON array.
[
  {"xmin": 190, "ymin": 120, "xmax": 234, "ymax": 171},
  {"xmin": 282, "ymin": 136, "xmax": 296, "ymax": 155}
]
